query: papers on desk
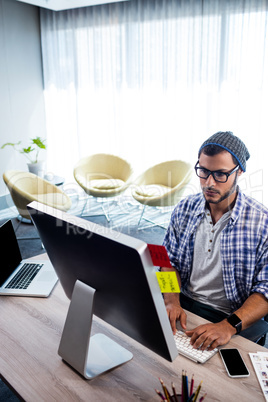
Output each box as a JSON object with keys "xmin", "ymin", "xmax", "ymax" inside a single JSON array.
[{"xmin": 249, "ymin": 352, "xmax": 268, "ymax": 401}]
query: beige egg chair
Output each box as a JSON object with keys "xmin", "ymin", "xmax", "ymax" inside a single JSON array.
[
  {"xmin": 3, "ymin": 170, "xmax": 72, "ymax": 223},
  {"xmin": 73, "ymin": 154, "xmax": 133, "ymax": 221},
  {"xmin": 132, "ymin": 160, "xmax": 192, "ymax": 229}
]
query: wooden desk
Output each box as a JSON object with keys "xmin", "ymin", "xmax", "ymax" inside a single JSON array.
[{"xmin": 0, "ymin": 264, "xmax": 266, "ymax": 401}]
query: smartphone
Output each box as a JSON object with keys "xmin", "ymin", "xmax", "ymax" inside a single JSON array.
[{"xmin": 219, "ymin": 348, "xmax": 250, "ymax": 378}]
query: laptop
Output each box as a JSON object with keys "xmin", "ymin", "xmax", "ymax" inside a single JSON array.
[{"xmin": 0, "ymin": 220, "xmax": 58, "ymax": 297}]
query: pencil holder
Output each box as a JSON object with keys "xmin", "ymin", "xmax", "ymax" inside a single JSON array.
[{"xmin": 171, "ymin": 395, "xmax": 182, "ymax": 402}]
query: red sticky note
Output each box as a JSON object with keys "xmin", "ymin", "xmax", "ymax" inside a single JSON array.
[{"xmin": 147, "ymin": 244, "xmax": 173, "ymax": 268}]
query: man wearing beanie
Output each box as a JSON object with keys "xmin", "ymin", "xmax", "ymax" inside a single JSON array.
[{"xmin": 162, "ymin": 131, "xmax": 268, "ymax": 350}]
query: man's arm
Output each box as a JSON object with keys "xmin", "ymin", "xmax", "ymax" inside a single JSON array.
[
  {"xmin": 186, "ymin": 293, "xmax": 268, "ymax": 350},
  {"xmin": 161, "ymin": 266, "xmax": 187, "ymax": 334}
]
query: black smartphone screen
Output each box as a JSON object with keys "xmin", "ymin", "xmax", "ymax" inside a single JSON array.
[{"xmin": 220, "ymin": 349, "xmax": 249, "ymax": 377}]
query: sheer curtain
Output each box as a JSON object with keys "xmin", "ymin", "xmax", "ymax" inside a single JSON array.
[{"xmin": 40, "ymin": 0, "xmax": 268, "ymax": 204}]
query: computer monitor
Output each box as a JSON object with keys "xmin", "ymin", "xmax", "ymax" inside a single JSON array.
[{"xmin": 27, "ymin": 201, "xmax": 178, "ymax": 379}]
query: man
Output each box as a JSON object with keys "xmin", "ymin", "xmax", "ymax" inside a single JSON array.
[{"xmin": 162, "ymin": 131, "xmax": 268, "ymax": 350}]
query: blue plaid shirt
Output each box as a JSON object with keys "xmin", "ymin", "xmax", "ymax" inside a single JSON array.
[{"xmin": 163, "ymin": 189, "xmax": 268, "ymax": 312}]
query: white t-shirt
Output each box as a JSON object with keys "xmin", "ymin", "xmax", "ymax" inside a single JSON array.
[{"xmin": 183, "ymin": 208, "xmax": 232, "ymax": 314}]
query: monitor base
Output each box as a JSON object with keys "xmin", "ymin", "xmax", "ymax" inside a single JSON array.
[
  {"xmin": 58, "ymin": 280, "xmax": 133, "ymax": 379},
  {"xmin": 84, "ymin": 333, "xmax": 133, "ymax": 379}
]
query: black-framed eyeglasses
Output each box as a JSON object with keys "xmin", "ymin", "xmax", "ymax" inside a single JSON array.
[{"xmin": 194, "ymin": 162, "xmax": 239, "ymax": 183}]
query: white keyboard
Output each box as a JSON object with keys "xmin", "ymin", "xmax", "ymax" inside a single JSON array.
[{"xmin": 174, "ymin": 330, "xmax": 218, "ymax": 363}]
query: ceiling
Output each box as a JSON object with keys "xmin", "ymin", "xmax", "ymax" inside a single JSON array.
[{"xmin": 16, "ymin": 0, "xmax": 129, "ymax": 11}]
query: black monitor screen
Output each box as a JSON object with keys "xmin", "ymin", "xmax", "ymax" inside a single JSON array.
[
  {"xmin": 0, "ymin": 220, "xmax": 22, "ymax": 286},
  {"xmin": 27, "ymin": 201, "xmax": 177, "ymax": 367}
]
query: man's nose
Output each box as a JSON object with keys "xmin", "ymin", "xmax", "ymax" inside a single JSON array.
[{"xmin": 206, "ymin": 173, "xmax": 217, "ymax": 186}]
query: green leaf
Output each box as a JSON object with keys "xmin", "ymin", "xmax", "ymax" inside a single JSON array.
[
  {"xmin": 21, "ymin": 146, "xmax": 34, "ymax": 154},
  {"xmin": 32, "ymin": 137, "xmax": 46, "ymax": 149}
]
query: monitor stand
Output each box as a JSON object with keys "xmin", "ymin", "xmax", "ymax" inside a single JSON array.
[{"xmin": 58, "ymin": 280, "xmax": 133, "ymax": 379}]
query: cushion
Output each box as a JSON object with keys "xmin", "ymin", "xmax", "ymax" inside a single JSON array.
[
  {"xmin": 89, "ymin": 179, "xmax": 125, "ymax": 190},
  {"xmin": 134, "ymin": 184, "xmax": 171, "ymax": 198}
]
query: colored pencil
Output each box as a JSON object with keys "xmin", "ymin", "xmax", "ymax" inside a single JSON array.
[
  {"xmin": 172, "ymin": 382, "xmax": 179, "ymax": 402},
  {"xmin": 155, "ymin": 389, "xmax": 166, "ymax": 400},
  {"xmin": 159, "ymin": 378, "xmax": 171, "ymax": 402},
  {"xmin": 190, "ymin": 374, "xmax": 194, "ymax": 395},
  {"xmin": 185, "ymin": 371, "xmax": 189, "ymax": 400},
  {"xmin": 192, "ymin": 381, "xmax": 203, "ymax": 402}
]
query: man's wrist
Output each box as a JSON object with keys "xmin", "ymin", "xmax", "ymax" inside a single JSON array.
[{"xmin": 163, "ymin": 292, "xmax": 180, "ymax": 306}]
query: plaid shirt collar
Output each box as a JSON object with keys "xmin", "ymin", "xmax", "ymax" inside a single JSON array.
[{"xmin": 194, "ymin": 186, "xmax": 243, "ymax": 226}]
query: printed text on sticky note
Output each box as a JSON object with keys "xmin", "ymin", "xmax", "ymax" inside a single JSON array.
[{"xmin": 156, "ymin": 272, "xmax": 180, "ymax": 293}]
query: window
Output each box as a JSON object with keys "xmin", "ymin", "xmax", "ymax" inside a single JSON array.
[{"xmin": 41, "ymin": 0, "xmax": 268, "ymax": 204}]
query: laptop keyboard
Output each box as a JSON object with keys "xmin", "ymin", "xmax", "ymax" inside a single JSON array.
[
  {"xmin": 5, "ymin": 263, "xmax": 43, "ymax": 289},
  {"xmin": 174, "ymin": 330, "xmax": 218, "ymax": 363}
]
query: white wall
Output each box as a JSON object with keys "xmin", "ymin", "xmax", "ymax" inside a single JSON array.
[{"xmin": 0, "ymin": 0, "xmax": 46, "ymax": 199}]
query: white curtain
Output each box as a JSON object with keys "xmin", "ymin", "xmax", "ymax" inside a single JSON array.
[{"xmin": 40, "ymin": 0, "xmax": 268, "ymax": 204}]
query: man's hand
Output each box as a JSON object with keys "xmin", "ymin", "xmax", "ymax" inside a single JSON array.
[
  {"xmin": 186, "ymin": 293, "xmax": 268, "ymax": 350},
  {"xmin": 163, "ymin": 293, "xmax": 187, "ymax": 334},
  {"xmin": 185, "ymin": 319, "xmax": 236, "ymax": 350}
]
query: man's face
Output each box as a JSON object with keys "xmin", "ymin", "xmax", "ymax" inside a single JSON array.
[{"xmin": 198, "ymin": 150, "xmax": 242, "ymax": 205}]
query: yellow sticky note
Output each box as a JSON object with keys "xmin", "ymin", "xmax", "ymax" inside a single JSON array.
[{"xmin": 156, "ymin": 272, "xmax": 180, "ymax": 293}]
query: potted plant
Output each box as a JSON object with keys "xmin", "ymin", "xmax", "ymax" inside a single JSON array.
[{"xmin": 1, "ymin": 137, "xmax": 46, "ymax": 177}]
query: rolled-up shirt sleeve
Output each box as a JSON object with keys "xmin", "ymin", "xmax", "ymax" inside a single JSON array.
[
  {"xmin": 163, "ymin": 218, "xmax": 181, "ymax": 270},
  {"xmin": 251, "ymin": 238, "xmax": 268, "ymax": 300}
]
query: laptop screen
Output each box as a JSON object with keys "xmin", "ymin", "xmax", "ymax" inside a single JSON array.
[{"xmin": 0, "ymin": 220, "xmax": 22, "ymax": 286}]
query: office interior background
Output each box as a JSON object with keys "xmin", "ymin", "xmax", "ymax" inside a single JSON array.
[{"xmin": 0, "ymin": 0, "xmax": 268, "ymax": 209}]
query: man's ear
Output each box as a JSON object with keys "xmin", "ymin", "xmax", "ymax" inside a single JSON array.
[{"xmin": 238, "ymin": 168, "xmax": 243, "ymax": 177}]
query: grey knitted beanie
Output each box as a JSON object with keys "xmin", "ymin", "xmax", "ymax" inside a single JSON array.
[{"xmin": 199, "ymin": 131, "xmax": 250, "ymax": 172}]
